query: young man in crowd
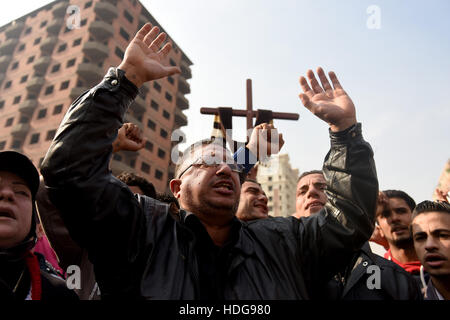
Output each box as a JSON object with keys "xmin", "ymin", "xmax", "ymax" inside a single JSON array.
[
  {"xmin": 235, "ymin": 179, "xmax": 269, "ymax": 221},
  {"xmin": 293, "ymin": 171, "xmax": 421, "ymax": 299},
  {"xmin": 411, "ymin": 200, "xmax": 450, "ymax": 300},
  {"xmin": 41, "ymin": 23, "xmax": 378, "ymax": 299},
  {"xmin": 377, "ymin": 190, "xmax": 422, "ymax": 275},
  {"xmin": 0, "ymin": 151, "xmax": 78, "ymax": 300}
]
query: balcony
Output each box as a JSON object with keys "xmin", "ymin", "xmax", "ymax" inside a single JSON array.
[
  {"xmin": 82, "ymin": 41, "xmax": 109, "ymax": 61},
  {"xmin": 11, "ymin": 123, "xmax": 30, "ymax": 139},
  {"xmin": 5, "ymin": 21, "xmax": 25, "ymax": 39},
  {"xmin": 0, "ymin": 39, "xmax": 19, "ymax": 56},
  {"xmin": 174, "ymin": 108, "xmax": 188, "ymax": 128},
  {"xmin": 18, "ymin": 99, "xmax": 38, "ymax": 116},
  {"xmin": 76, "ymin": 63, "xmax": 103, "ymax": 82},
  {"xmin": 70, "ymin": 86, "xmax": 90, "ymax": 100},
  {"xmin": 180, "ymin": 60, "xmax": 192, "ymax": 79},
  {"xmin": 0, "ymin": 55, "xmax": 12, "ymax": 72},
  {"xmin": 178, "ymin": 76, "xmax": 190, "ymax": 95},
  {"xmin": 25, "ymin": 77, "xmax": 45, "ymax": 95},
  {"xmin": 88, "ymin": 20, "xmax": 113, "ymax": 40},
  {"xmin": 33, "ymin": 56, "xmax": 51, "ymax": 75},
  {"xmin": 46, "ymin": 18, "xmax": 64, "ymax": 35},
  {"xmin": 40, "ymin": 37, "xmax": 58, "ymax": 55},
  {"xmin": 130, "ymin": 96, "xmax": 146, "ymax": 114},
  {"xmin": 52, "ymin": 1, "xmax": 68, "ymax": 18},
  {"xmin": 94, "ymin": 1, "xmax": 118, "ymax": 22},
  {"xmin": 176, "ymin": 92, "xmax": 189, "ymax": 110}
]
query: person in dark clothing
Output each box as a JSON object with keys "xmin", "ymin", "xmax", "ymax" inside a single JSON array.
[
  {"xmin": 41, "ymin": 23, "xmax": 378, "ymax": 299},
  {"xmin": 117, "ymin": 172, "xmax": 156, "ymax": 198},
  {"xmin": 294, "ymin": 171, "xmax": 422, "ymax": 300},
  {"xmin": 0, "ymin": 151, "xmax": 78, "ymax": 300}
]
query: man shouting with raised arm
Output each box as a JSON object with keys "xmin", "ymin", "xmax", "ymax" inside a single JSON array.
[{"xmin": 41, "ymin": 24, "xmax": 378, "ymax": 299}]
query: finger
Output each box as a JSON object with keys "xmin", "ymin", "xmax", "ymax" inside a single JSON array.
[
  {"xmin": 158, "ymin": 42, "xmax": 172, "ymax": 59},
  {"xmin": 306, "ymin": 69, "xmax": 324, "ymax": 94},
  {"xmin": 328, "ymin": 71, "xmax": 343, "ymax": 90},
  {"xmin": 143, "ymin": 26, "xmax": 160, "ymax": 47},
  {"xmin": 317, "ymin": 67, "xmax": 333, "ymax": 93},
  {"xmin": 149, "ymin": 32, "xmax": 167, "ymax": 51},
  {"xmin": 299, "ymin": 76, "xmax": 314, "ymax": 98},
  {"xmin": 135, "ymin": 23, "xmax": 153, "ymax": 41},
  {"xmin": 163, "ymin": 65, "xmax": 181, "ymax": 76}
]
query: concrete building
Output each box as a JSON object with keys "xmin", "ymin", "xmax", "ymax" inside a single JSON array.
[
  {"xmin": 433, "ymin": 159, "xmax": 450, "ymax": 201},
  {"xmin": 0, "ymin": 0, "xmax": 192, "ymax": 193},
  {"xmin": 256, "ymin": 154, "xmax": 299, "ymax": 217}
]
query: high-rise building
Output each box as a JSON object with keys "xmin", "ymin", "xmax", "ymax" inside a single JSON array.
[
  {"xmin": 433, "ymin": 159, "xmax": 450, "ymax": 201},
  {"xmin": 256, "ymin": 154, "xmax": 299, "ymax": 217},
  {"xmin": 0, "ymin": 0, "xmax": 192, "ymax": 193}
]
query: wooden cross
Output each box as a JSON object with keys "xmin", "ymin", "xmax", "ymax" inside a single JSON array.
[{"xmin": 200, "ymin": 79, "xmax": 299, "ymax": 142}]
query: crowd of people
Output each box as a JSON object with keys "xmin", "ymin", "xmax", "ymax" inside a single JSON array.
[{"xmin": 1, "ymin": 23, "xmax": 449, "ymax": 301}]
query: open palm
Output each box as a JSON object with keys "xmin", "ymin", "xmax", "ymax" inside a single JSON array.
[
  {"xmin": 118, "ymin": 24, "xmax": 181, "ymax": 87},
  {"xmin": 299, "ymin": 68, "xmax": 356, "ymax": 132}
]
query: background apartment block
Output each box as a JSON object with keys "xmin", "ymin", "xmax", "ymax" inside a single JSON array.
[
  {"xmin": 0, "ymin": 0, "xmax": 192, "ymax": 193},
  {"xmin": 257, "ymin": 154, "xmax": 299, "ymax": 217},
  {"xmin": 433, "ymin": 159, "xmax": 450, "ymax": 201}
]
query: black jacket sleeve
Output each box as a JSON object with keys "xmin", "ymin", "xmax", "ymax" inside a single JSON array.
[{"xmin": 41, "ymin": 68, "xmax": 147, "ymax": 297}]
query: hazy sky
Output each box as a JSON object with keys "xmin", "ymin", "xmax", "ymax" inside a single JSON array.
[{"xmin": 1, "ymin": 0, "xmax": 449, "ymax": 203}]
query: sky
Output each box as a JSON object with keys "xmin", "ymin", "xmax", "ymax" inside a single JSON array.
[{"xmin": 1, "ymin": 0, "xmax": 449, "ymax": 203}]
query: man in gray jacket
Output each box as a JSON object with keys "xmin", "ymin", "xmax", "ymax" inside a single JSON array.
[{"xmin": 41, "ymin": 23, "xmax": 378, "ymax": 299}]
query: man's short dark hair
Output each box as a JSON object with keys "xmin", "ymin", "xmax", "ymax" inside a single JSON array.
[
  {"xmin": 297, "ymin": 170, "xmax": 323, "ymax": 183},
  {"xmin": 117, "ymin": 171, "xmax": 156, "ymax": 198},
  {"xmin": 383, "ymin": 189, "xmax": 416, "ymax": 211},
  {"xmin": 243, "ymin": 178, "xmax": 261, "ymax": 186},
  {"xmin": 412, "ymin": 200, "xmax": 450, "ymax": 220}
]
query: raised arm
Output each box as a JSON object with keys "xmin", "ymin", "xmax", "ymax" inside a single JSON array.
[{"xmin": 297, "ymin": 68, "xmax": 379, "ymax": 285}]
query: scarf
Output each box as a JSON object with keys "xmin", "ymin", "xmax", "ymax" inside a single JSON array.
[{"xmin": 24, "ymin": 251, "xmax": 42, "ymax": 300}]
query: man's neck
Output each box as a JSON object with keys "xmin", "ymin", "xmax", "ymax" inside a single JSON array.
[
  {"xmin": 431, "ymin": 276, "xmax": 450, "ymax": 300},
  {"xmin": 390, "ymin": 245, "xmax": 418, "ymax": 263}
]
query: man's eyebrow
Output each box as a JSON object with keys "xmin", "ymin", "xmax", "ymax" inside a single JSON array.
[
  {"xmin": 12, "ymin": 181, "xmax": 28, "ymax": 187},
  {"xmin": 246, "ymin": 187, "xmax": 260, "ymax": 193}
]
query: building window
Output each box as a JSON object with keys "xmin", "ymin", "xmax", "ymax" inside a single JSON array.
[
  {"xmin": 0, "ymin": 141, "xmax": 6, "ymax": 150},
  {"xmin": 115, "ymin": 47, "xmax": 124, "ymax": 59},
  {"xmin": 19, "ymin": 116, "xmax": 29, "ymax": 124},
  {"xmin": 24, "ymin": 27, "xmax": 32, "ymax": 35},
  {"xmin": 80, "ymin": 19, "xmax": 88, "ymax": 27},
  {"xmin": 123, "ymin": 10, "xmax": 134, "ymax": 23},
  {"xmin": 0, "ymin": 100, "xmax": 4, "ymax": 109},
  {"xmin": 33, "ymin": 37, "xmax": 41, "ymax": 45},
  {"xmin": 12, "ymin": 96, "xmax": 21, "ymax": 105},
  {"xmin": 113, "ymin": 154, "xmax": 122, "ymax": 161},
  {"xmin": 141, "ymin": 162, "xmax": 150, "ymax": 174},
  {"xmin": 11, "ymin": 140, "xmax": 21, "ymax": 149},
  {"xmin": 72, "ymin": 38, "xmax": 82, "ymax": 47},
  {"xmin": 5, "ymin": 117, "xmax": 14, "ymax": 127},
  {"xmin": 18, "ymin": 44, "xmax": 25, "ymax": 52},
  {"xmin": 153, "ymin": 81, "xmax": 161, "ymax": 92},
  {"xmin": 167, "ymin": 76, "xmax": 174, "ymax": 85},
  {"xmin": 30, "ymin": 133, "xmax": 40, "ymax": 145},
  {"xmin": 20, "ymin": 75, "xmax": 28, "ymax": 83},
  {"xmin": 44, "ymin": 85, "xmax": 54, "ymax": 95},
  {"xmin": 84, "ymin": 1, "xmax": 93, "ymax": 8},
  {"xmin": 27, "ymin": 56, "xmax": 35, "ymax": 64},
  {"xmin": 4, "ymin": 81, "xmax": 12, "ymax": 89},
  {"xmin": 40, "ymin": 20, "xmax": 48, "ymax": 28},
  {"xmin": 147, "ymin": 119, "xmax": 156, "ymax": 130},
  {"xmin": 11, "ymin": 62, "xmax": 19, "ymax": 70},
  {"xmin": 145, "ymin": 141, "xmax": 153, "ymax": 152},
  {"xmin": 66, "ymin": 58, "xmax": 76, "ymax": 68},
  {"xmin": 57, "ymin": 43, "xmax": 67, "ymax": 52},
  {"xmin": 163, "ymin": 110, "xmax": 170, "ymax": 119},
  {"xmin": 51, "ymin": 64, "xmax": 61, "ymax": 73},
  {"xmin": 155, "ymin": 169, "xmax": 163, "ymax": 181},
  {"xmin": 37, "ymin": 109, "xmax": 47, "ymax": 119},
  {"xmin": 150, "ymin": 100, "xmax": 159, "ymax": 111},
  {"xmin": 53, "ymin": 104, "xmax": 63, "ymax": 115},
  {"xmin": 157, "ymin": 148, "xmax": 166, "ymax": 159},
  {"xmin": 60, "ymin": 80, "xmax": 70, "ymax": 90},
  {"xmin": 165, "ymin": 92, "xmax": 172, "ymax": 102},
  {"xmin": 46, "ymin": 129, "xmax": 56, "ymax": 141},
  {"xmin": 268, "ymin": 186, "xmax": 272, "ymax": 191},
  {"xmin": 169, "ymin": 58, "xmax": 176, "ymax": 66},
  {"xmin": 160, "ymin": 128, "xmax": 168, "ymax": 139},
  {"xmin": 119, "ymin": 28, "xmax": 130, "ymax": 41}
]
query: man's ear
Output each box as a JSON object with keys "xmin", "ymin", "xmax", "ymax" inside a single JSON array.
[{"xmin": 170, "ymin": 179, "xmax": 182, "ymax": 199}]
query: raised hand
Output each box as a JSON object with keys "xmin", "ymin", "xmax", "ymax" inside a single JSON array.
[
  {"xmin": 112, "ymin": 123, "xmax": 145, "ymax": 153},
  {"xmin": 299, "ymin": 67, "xmax": 356, "ymax": 132},
  {"xmin": 246, "ymin": 123, "xmax": 285, "ymax": 160},
  {"xmin": 118, "ymin": 23, "xmax": 181, "ymax": 88}
]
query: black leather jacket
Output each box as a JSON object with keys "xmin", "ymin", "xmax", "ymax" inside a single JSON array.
[{"xmin": 41, "ymin": 68, "xmax": 379, "ymax": 299}]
